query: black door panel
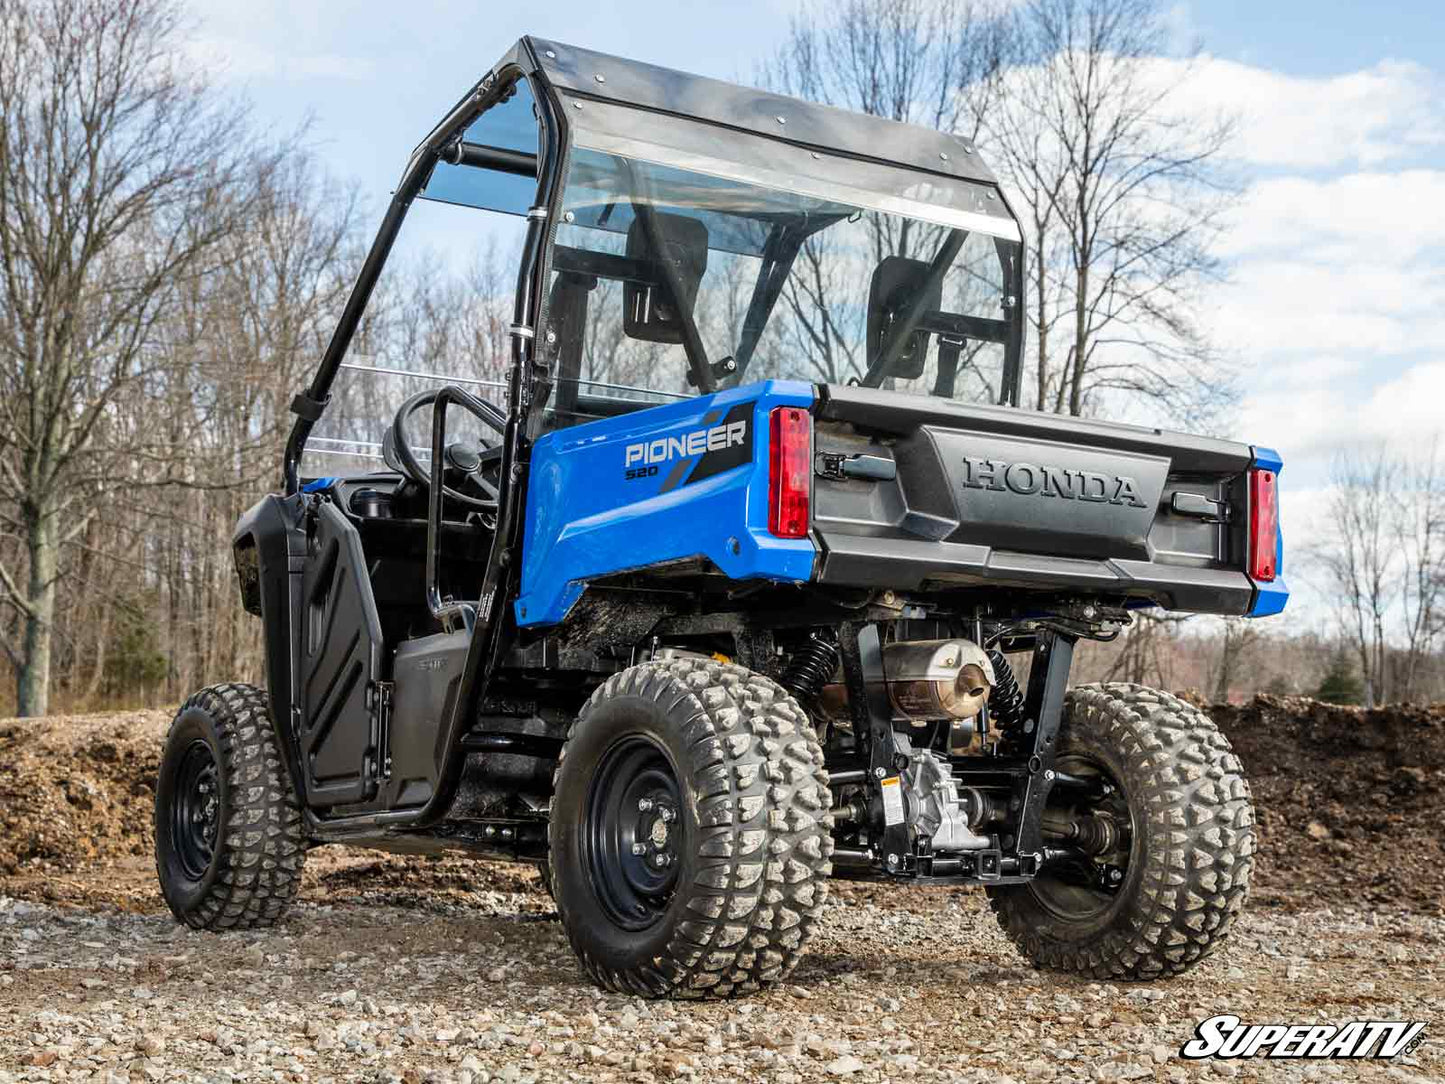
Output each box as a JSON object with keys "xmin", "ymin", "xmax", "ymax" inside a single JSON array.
[{"xmin": 300, "ymin": 501, "xmax": 385, "ymax": 807}]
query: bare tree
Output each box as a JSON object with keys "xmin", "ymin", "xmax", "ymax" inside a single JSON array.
[
  {"xmin": 145, "ymin": 152, "xmax": 357, "ymax": 699},
  {"xmin": 1318, "ymin": 450, "xmax": 1400, "ymax": 707},
  {"xmin": 759, "ymin": 0, "xmax": 1014, "ymax": 139},
  {"xmin": 757, "ymin": 1, "xmax": 1017, "ymax": 387},
  {"xmin": 0, "ymin": 0, "xmax": 272, "ymax": 714},
  {"xmin": 1314, "ymin": 442, "xmax": 1445, "ymax": 708},
  {"xmin": 1103, "ymin": 610, "xmax": 1188, "ymax": 688},
  {"xmin": 983, "ymin": 0, "xmax": 1239, "ymax": 422},
  {"xmin": 1209, "ymin": 617, "xmax": 1260, "ymax": 703},
  {"xmin": 1397, "ymin": 442, "xmax": 1445, "ymax": 701}
]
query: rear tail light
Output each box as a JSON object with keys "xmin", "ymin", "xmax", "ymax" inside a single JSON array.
[
  {"xmin": 1248, "ymin": 468, "xmax": 1278, "ymax": 582},
  {"xmin": 768, "ymin": 407, "xmax": 811, "ymax": 538}
]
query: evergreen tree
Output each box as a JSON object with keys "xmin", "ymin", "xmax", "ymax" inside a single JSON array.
[{"xmin": 1316, "ymin": 652, "xmax": 1364, "ymax": 705}]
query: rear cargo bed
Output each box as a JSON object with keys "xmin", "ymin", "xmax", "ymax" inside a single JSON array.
[{"xmin": 811, "ymin": 385, "xmax": 1263, "ymax": 616}]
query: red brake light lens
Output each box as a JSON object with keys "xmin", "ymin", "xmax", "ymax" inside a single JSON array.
[
  {"xmin": 1248, "ymin": 468, "xmax": 1278, "ymax": 582},
  {"xmin": 768, "ymin": 407, "xmax": 811, "ymax": 538}
]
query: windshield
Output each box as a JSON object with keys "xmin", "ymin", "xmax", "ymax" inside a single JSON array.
[
  {"xmin": 540, "ymin": 148, "xmax": 1020, "ymax": 423},
  {"xmin": 297, "ymin": 85, "xmax": 1024, "ymax": 478}
]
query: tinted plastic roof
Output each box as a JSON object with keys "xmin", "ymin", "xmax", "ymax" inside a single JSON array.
[{"xmin": 511, "ymin": 36, "xmax": 1001, "ymax": 188}]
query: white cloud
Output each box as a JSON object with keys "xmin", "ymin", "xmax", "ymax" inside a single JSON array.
[
  {"xmin": 1212, "ymin": 257, "xmax": 1445, "ymax": 358},
  {"xmin": 1274, "ymin": 482, "xmax": 1335, "ymax": 628},
  {"xmin": 1355, "ymin": 362, "xmax": 1445, "ymax": 445},
  {"xmin": 1003, "ymin": 52, "xmax": 1443, "ymax": 176},
  {"xmin": 1167, "ymin": 56, "xmax": 1445, "ymax": 169},
  {"xmin": 1205, "ymin": 165, "xmax": 1445, "ymax": 470},
  {"xmin": 179, "ymin": 0, "xmax": 377, "ymax": 84},
  {"xmin": 1222, "ymin": 171, "xmax": 1445, "ymax": 262},
  {"xmin": 1236, "ymin": 360, "xmax": 1445, "ymax": 464},
  {"xmin": 183, "ymin": 34, "xmax": 375, "ymax": 83}
]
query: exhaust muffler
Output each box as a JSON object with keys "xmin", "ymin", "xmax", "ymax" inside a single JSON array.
[{"xmin": 818, "ymin": 638, "xmax": 995, "ymax": 724}]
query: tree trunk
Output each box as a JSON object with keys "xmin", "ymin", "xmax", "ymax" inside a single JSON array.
[
  {"xmin": 1372, "ymin": 623, "xmax": 1387, "ymax": 706},
  {"xmin": 1357, "ymin": 638, "xmax": 1375, "ymax": 709},
  {"xmin": 16, "ymin": 509, "xmax": 58, "ymax": 717},
  {"xmin": 1070, "ymin": 255, "xmax": 1088, "ymax": 417},
  {"xmin": 83, "ymin": 595, "xmax": 112, "ymax": 706},
  {"xmin": 1034, "ymin": 224, "xmax": 1049, "ymax": 411}
]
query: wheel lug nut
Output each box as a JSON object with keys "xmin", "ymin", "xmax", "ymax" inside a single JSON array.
[
  {"xmin": 659, "ymin": 807, "xmax": 674, "ymax": 823},
  {"xmin": 637, "ymin": 798, "xmax": 654, "ymax": 812},
  {"xmin": 631, "ymin": 842, "xmax": 648, "ymax": 856}
]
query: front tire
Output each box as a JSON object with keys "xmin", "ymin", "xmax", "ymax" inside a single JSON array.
[
  {"xmin": 549, "ymin": 659, "xmax": 833, "ymax": 998},
  {"xmin": 154, "ymin": 683, "xmax": 306, "ymax": 930},
  {"xmin": 988, "ymin": 683, "xmax": 1255, "ymax": 980}
]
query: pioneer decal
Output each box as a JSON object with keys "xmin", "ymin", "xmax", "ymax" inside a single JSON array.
[
  {"xmin": 625, "ymin": 419, "xmax": 747, "ymax": 469},
  {"xmin": 960, "ymin": 456, "xmax": 1148, "ymax": 509},
  {"xmin": 623, "ymin": 402, "xmax": 754, "ymax": 492}
]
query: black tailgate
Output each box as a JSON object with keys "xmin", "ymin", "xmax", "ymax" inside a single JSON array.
[{"xmin": 811, "ymin": 385, "xmax": 1257, "ymax": 615}]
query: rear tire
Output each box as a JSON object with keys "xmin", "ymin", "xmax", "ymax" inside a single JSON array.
[
  {"xmin": 549, "ymin": 659, "xmax": 833, "ymax": 998},
  {"xmin": 154, "ymin": 683, "xmax": 306, "ymax": 930},
  {"xmin": 988, "ymin": 683, "xmax": 1254, "ymax": 980}
]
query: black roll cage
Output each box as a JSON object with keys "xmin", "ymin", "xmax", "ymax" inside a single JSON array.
[
  {"xmin": 279, "ymin": 40, "xmax": 567, "ymax": 838},
  {"xmin": 274, "ymin": 36, "xmax": 1028, "ymax": 842}
]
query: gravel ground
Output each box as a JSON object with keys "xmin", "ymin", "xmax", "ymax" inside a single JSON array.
[
  {"xmin": 2, "ymin": 874, "xmax": 1441, "ymax": 1083},
  {"xmin": 2, "ymin": 701, "xmax": 1442, "ymax": 1082}
]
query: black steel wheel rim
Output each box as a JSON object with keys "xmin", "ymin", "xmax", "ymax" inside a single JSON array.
[
  {"xmin": 1030, "ymin": 752, "xmax": 1136, "ymax": 921},
  {"xmin": 584, "ymin": 734, "xmax": 684, "ymax": 931},
  {"xmin": 171, "ymin": 740, "xmax": 221, "ymax": 880}
]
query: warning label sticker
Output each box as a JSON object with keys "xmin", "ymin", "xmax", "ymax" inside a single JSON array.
[{"xmin": 880, "ymin": 775, "xmax": 905, "ymax": 826}]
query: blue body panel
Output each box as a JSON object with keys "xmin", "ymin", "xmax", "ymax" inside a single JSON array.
[
  {"xmin": 517, "ymin": 380, "xmax": 816, "ymax": 627},
  {"xmin": 1247, "ymin": 445, "xmax": 1289, "ymax": 618}
]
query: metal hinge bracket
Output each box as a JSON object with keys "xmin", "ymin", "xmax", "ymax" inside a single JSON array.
[
  {"xmin": 367, "ymin": 680, "xmax": 395, "ymax": 779},
  {"xmin": 815, "ymin": 452, "xmax": 897, "ymax": 482}
]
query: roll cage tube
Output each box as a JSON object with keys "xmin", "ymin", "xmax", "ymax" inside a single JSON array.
[
  {"xmin": 279, "ymin": 44, "xmax": 568, "ymax": 839},
  {"xmin": 731, "ymin": 214, "xmax": 853, "ymax": 381},
  {"xmin": 402, "ymin": 67, "xmax": 568, "ymax": 833},
  {"xmin": 995, "ymin": 197, "xmax": 1025, "ymax": 407},
  {"xmin": 281, "ymin": 58, "xmax": 533, "ymax": 495}
]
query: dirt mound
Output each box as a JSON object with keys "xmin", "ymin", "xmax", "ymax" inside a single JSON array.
[
  {"xmin": 0, "ymin": 710, "xmax": 167, "ymax": 884},
  {"xmin": 1206, "ymin": 694, "xmax": 1445, "ymax": 915},
  {"xmin": 0, "ymin": 695, "xmax": 1441, "ymax": 916},
  {"xmin": 0, "ymin": 710, "xmax": 549, "ymax": 912}
]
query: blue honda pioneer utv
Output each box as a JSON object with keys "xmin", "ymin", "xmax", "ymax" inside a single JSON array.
[{"xmin": 153, "ymin": 38, "xmax": 1287, "ymax": 997}]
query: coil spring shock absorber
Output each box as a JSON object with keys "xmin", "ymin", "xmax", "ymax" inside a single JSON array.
[
  {"xmin": 987, "ymin": 648, "xmax": 1027, "ymax": 730},
  {"xmin": 782, "ymin": 633, "xmax": 839, "ymax": 711}
]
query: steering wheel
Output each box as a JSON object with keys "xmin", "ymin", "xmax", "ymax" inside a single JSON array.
[{"xmin": 384, "ymin": 388, "xmax": 504, "ymax": 510}]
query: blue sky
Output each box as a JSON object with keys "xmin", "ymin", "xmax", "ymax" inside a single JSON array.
[
  {"xmin": 181, "ymin": 1, "xmax": 1445, "ymax": 193},
  {"xmin": 183, "ymin": 0, "xmax": 1445, "ymax": 626},
  {"xmin": 1189, "ymin": 0, "xmax": 1442, "ymax": 77}
]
